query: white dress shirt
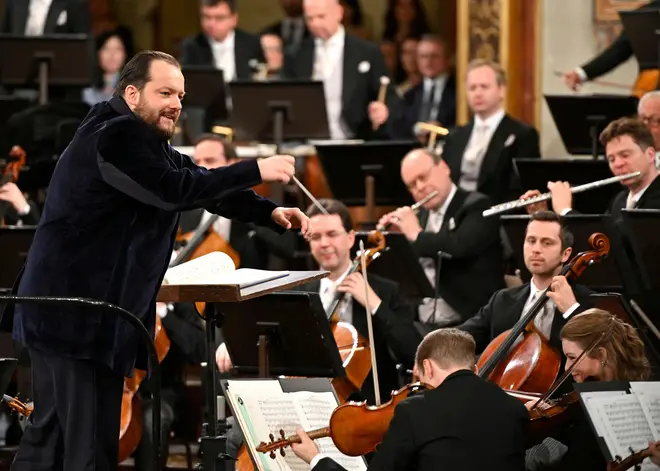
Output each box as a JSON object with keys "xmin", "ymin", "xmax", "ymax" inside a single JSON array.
[
  {"xmin": 199, "ymin": 210, "xmax": 232, "ymax": 243},
  {"xmin": 459, "ymin": 108, "xmax": 506, "ymax": 192},
  {"xmin": 209, "ymin": 30, "xmax": 236, "ymax": 81},
  {"xmin": 319, "ymin": 263, "xmax": 382, "ymax": 324},
  {"xmin": 313, "ymin": 26, "xmax": 349, "ymax": 140},
  {"xmin": 418, "ymin": 185, "xmax": 461, "ymax": 325},
  {"xmin": 25, "ymin": 0, "xmax": 53, "ymax": 35},
  {"xmin": 523, "ymin": 280, "xmax": 580, "ymax": 341}
]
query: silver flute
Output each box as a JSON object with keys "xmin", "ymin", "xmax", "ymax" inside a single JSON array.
[
  {"xmin": 482, "ymin": 171, "xmax": 641, "ymax": 217},
  {"xmin": 377, "ymin": 190, "xmax": 439, "ymax": 230}
]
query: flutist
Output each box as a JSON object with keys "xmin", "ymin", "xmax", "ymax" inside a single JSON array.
[
  {"xmin": 520, "ymin": 117, "xmax": 660, "ymax": 218},
  {"xmin": 377, "ymin": 148, "xmax": 504, "ymax": 329}
]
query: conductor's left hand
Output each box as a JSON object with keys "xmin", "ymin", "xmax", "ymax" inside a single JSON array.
[{"xmin": 272, "ymin": 207, "xmax": 312, "ymax": 239}]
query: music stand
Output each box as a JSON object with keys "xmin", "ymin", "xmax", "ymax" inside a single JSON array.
[
  {"xmin": 351, "ymin": 232, "xmax": 434, "ymax": 299},
  {"xmin": 0, "ymin": 358, "xmax": 17, "ymax": 396},
  {"xmin": 180, "ymin": 66, "xmax": 228, "ymax": 141},
  {"xmin": 228, "ymin": 80, "xmax": 330, "ymax": 147},
  {"xmin": 514, "ymin": 159, "xmax": 622, "ymax": 214},
  {"xmin": 619, "ymin": 8, "xmax": 660, "ymax": 75},
  {"xmin": 220, "ymin": 291, "xmax": 345, "ymax": 378},
  {"xmin": 0, "ymin": 34, "xmax": 94, "ymax": 105},
  {"xmin": 0, "ymin": 227, "xmax": 35, "ymax": 289},
  {"xmin": 544, "ymin": 95, "xmax": 638, "ymax": 159},
  {"xmin": 315, "ymin": 140, "xmax": 419, "ymax": 225},
  {"xmin": 500, "ymin": 215, "xmax": 625, "ymax": 291}
]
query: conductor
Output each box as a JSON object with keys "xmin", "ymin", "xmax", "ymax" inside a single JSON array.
[{"xmin": 0, "ymin": 50, "xmax": 310, "ymax": 471}]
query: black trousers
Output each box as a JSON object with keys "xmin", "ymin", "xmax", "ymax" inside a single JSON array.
[{"xmin": 10, "ymin": 348, "xmax": 124, "ymax": 471}]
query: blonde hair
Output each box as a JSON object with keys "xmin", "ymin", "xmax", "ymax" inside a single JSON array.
[
  {"xmin": 415, "ymin": 328, "xmax": 476, "ymax": 373},
  {"xmin": 466, "ymin": 59, "xmax": 506, "ymax": 86},
  {"xmin": 561, "ymin": 308, "xmax": 650, "ymax": 381}
]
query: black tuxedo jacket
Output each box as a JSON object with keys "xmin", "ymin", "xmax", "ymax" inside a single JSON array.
[
  {"xmin": 442, "ymin": 114, "xmax": 541, "ymax": 204},
  {"xmin": 282, "ymin": 33, "xmax": 401, "ymax": 140},
  {"xmin": 296, "ymin": 274, "xmax": 421, "ymax": 404},
  {"xmin": 315, "ymin": 370, "xmax": 528, "ymax": 471},
  {"xmin": 393, "ymin": 75, "xmax": 457, "ymax": 138},
  {"xmin": 261, "ymin": 19, "xmax": 310, "ymax": 48},
  {"xmin": 179, "ymin": 29, "xmax": 265, "ymax": 80},
  {"xmin": 581, "ymin": 1, "xmax": 660, "ymax": 83},
  {"xmin": 414, "ymin": 188, "xmax": 505, "ymax": 322},
  {"xmin": 0, "ymin": 96, "xmax": 283, "ymax": 377},
  {"xmin": 0, "ymin": 0, "xmax": 90, "ymax": 34}
]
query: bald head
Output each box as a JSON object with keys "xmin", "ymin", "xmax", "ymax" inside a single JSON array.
[
  {"xmin": 304, "ymin": 0, "xmax": 342, "ymax": 40},
  {"xmin": 400, "ymin": 149, "xmax": 452, "ymax": 211},
  {"xmin": 638, "ymin": 91, "xmax": 660, "ymax": 149}
]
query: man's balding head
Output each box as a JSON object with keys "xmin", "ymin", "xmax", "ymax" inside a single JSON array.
[
  {"xmin": 638, "ymin": 91, "xmax": 660, "ymax": 150},
  {"xmin": 400, "ymin": 149, "xmax": 452, "ymax": 211},
  {"xmin": 303, "ymin": 0, "xmax": 342, "ymax": 40}
]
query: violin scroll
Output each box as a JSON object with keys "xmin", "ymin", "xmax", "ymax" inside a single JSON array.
[{"xmin": 564, "ymin": 232, "xmax": 610, "ymax": 281}]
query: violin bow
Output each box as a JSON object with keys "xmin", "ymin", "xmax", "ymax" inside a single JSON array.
[{"xmin": 359, "ymin": 239, "xmax": 381, "ymax": 406}]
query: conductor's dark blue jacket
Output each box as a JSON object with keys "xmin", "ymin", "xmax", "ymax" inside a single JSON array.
[{"xmin": 0, "ymin": 96, "xmax": 283, "ymax": 376}]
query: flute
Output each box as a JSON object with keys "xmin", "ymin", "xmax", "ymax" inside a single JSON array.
[
  {"xmin": 377, "ymin": 190, "xmax": 439, "ymax": 230},
  {"xmin": 482, "ymin": 171, "xmax": 641, "ymax": 217}
]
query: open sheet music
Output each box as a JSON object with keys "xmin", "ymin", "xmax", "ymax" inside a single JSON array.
[
  {"xmin": 162, "ymin": 251, "xmax": 288, "ymax": 288},
  {"xmin": 580, "ymin": 381, "xmax": 660, "ymax": 470},
  {"xmin": 224, "ymin": 380, "xmax": 367, "ymax": 471}
]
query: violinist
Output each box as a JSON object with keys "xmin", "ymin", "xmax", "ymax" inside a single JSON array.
[
  {"xmin": 458, "ymin": 210, "xmax": 593, "ymax": 366},
  {"xmin": 291, "ymin": 328, "xmax": 529, "ymax": 471},
  {"xmin": 521, "ymin": 117, "xmax": 660, "ymax": 218},
  {"xmin": 528, "ymin": 308, "xmax": 652, "ymax": 471},
  {"xmin": 0, "ymin": 182, "xmax": 40, "ymax": 226},
  {"xmin": 377, "ymin": 148, "xmax": 504, "ymax": 328}
]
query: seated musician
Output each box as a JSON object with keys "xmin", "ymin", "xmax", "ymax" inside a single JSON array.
[
  {"xmin": 377, "ymin": 148, "xmax": 504, "ymax": 329},
  {"xmin": 0, "ymin": 182, "xmax": 40, "ymax": 226},
  {"xmin": 457, "ymin": 210, "xmax": 593, "ymax": 364},
  {"xmin": 521, "ymin": 117, "xmax": 660, "ymax": 217},
  {"xmin": 637, "ymin": 91, "xmax": 660, "ymax": 168},
  {"xmin": 291, "ymin": 328, "xmax": 529, "ymax": 471},
  {"xmin": 528, "ymin": 308, "xmax": 652, "ymax": 471}
]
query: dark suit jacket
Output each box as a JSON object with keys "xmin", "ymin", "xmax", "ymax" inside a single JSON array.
[
  {"xmin": 581, "ymin": 1, "xmax": 660, "ymax": 80},
  {"xmin": 0, "ymin": 96, "xmax": 284, "ymax": 377},
  {"xmin": 0, "ymin": 0, "xmax": 90, "ymax": 35},
  {"xmin": 179, "ymin": 29, "xmax": 265, "ymax": 80},
  {"xmin": 2, "ymin": 200, "xmax": 40, "ymax": 226},
  {"xmin": 296, "ymin": 274, "xmax": 421, "ymax": 404},
  {"xmin": 414, "ymin": 188, "xmax": 505, "ymax": 323},
  {"xmin": 393, "ymin": 75, "xmax": 457, "ymax": 138},
  {"xmin": 282, "ymin": 32, "xmax": 401, "ymax": 140},
  {"xmin": 442, "ymin": 114, "xmax": 541, "ymax": 204},
  {"xmin": 261, "ymin": 19, "xmax": 310, "ymax": 49},
  {"xmin": 316, "ymin": 370, "xmax": 528, "ymax": 471}
]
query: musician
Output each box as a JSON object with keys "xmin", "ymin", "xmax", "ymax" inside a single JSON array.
[
  {"xmin": 391, "ymin": 34, "xmax": 457, "ymax": 139},
  {"xmin": 457, "ymin": 210, "xmax": 593, "ymax": 356},
  {"xmin": 291, "ymin": 328, "xmax": 529, "ymax": 471},
  {"xmin": 440, "ymin": 59, "xmax": 541, "ymax": 204},
  {"xmin": 0, "ymin": 0, "xmax": 91, "ymax": 35},
  {"xmin": 530, "ymin": 308, "xmax": 651, "ymax": 471},
  {"xmin": 0, "ymin": 50, "xmax": 310, "ymax": 471},
  {"xmin": 261, "ymin": 0, "xmax": 310, "ymax": 50},
  {"xmin": 637, "ymin": 91, "xmax": 660, "ymax": 167},
  {"xmin": 217, "ymin": 198, "xmax": 421, "ymax": 403},
  {"xmin": 522, "ymin": 117, "xmax": 660, "ymax": 218},
  {"xmin": 377, "ymin": 148, "xmax": 504, "ymax": 328},
  {"xmin": 179, "ymin": 0, "xmax": 265, "ymax": 81},
  {"xmin": 0, "ymin": 182, "xmax": 40, "ymax": 226},
  {"xmin": 281, "ymin": 0, "xmax": 400, "ymax": 140},
  {"xmin": 561, "ymin": 1, "xmax": 660, "ymax": 92}
]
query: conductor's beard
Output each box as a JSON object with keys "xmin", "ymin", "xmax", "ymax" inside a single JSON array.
[{"xmin": 134, "ymin": 100, "xmax": 180, "ymax": 141}]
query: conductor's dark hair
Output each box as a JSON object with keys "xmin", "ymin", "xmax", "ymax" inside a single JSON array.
[
  {"xmin": 200, "ymin": 0, "xmax": 236, "ymax": 11},
  {"xmin": 305, "ymin": 199, "xmax": 353, "ymax": 232},
  {"xmin": 113, "ymin": 50, "xmax": 180, "ymax": 98},
  {"xmin": 526, "ymin": 210, "xmax": 574, "ymax": 251},
  {"xmin": 599, "ymin": 117, "xmax": 655, "ymax": 151}
]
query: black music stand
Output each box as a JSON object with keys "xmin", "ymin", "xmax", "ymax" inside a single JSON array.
[
  {"xmin": 0, "ymin": 34, "xmax": 94, "ymax": 105},
  {"xmin": 500, "ymin": 214, "xmax": 630, "ymax": 292},
  {"xmin": 351, "ymin": 231, "xmax": 434, "ymax": 299},
  {"xmin": 228, "ymin": 80, "xmax": 330, "ymax": 148},
  {"xmin": 513, "ymin": 159, "xmax": 622, "ymax": 214},
  {"xmin": 180, "ymin": 67, "xmax": 228, "ymax": 141},
  {"xmin": 619, "ymin": 8, "xmax": 660, "ymax": 78},
  {"xmin": 315, "ymin": 140, "xmax": 419, "ymax": 227},
  {"xmin": 0, "ymin": 358, "xmax": 17, "ymax": 396},
  {"xmin": 220, "ymin": 291, "xmax": 345, "ymax": 378},
  {"xmin": 0, "ymin": 227, "xmax": 35, "ymax": 289},
  {"xmin": 544, "ymin": 95, "xmax": 638, "ymax": 159}
]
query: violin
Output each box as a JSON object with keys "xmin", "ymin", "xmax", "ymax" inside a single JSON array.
[
  {"xmin": 607, "ymin": 447, "xmax": 654, "ymax": 471},
  {"xmin": 476, "ymin": 232, "xmax": 610, "ymax": 394},
  {"xmin": 0, "ymin": 146, "xmax": 27, "ymax": 225},
  {"xmin": 256, "ymin": 382, "xmax": 429, "ymax": 459}
]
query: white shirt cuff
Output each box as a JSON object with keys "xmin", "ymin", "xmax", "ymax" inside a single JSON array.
[
  {"xmin": 575, "ymin": 67, "xmax": 588, "ymax": 81},
  {"xmin": 562, "ymin": 303, "xmax": 580, "ymax": 319},
  {"xmin": 559, "ymin": 208, "xmax": 572, "ymax": 216},
  {"xmin": 371, "ymin": 299, "xmax": 382, "ymax": 315},
  {"xmin": 17, "ymin": 203, "xmax": 31, "ymax": 216},
  {"xmin": 310, "ymin": 453, "xmax": 330, "ymax": 469},
  {"xmin": 157, "ymin": 303, "xmax": 173, "ymax": 319}
]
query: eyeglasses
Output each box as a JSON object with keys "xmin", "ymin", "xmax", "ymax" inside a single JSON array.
[{"xmin": 640, "ymin": 115, "xmax": 660, "ymax": 127}]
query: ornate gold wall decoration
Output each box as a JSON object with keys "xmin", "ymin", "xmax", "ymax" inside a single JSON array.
[{"xmin": 467, "ymin": 0, "xmax": 501, "ymax": 62}]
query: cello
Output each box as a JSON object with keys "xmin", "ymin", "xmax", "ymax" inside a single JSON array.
[{"xmin": 0, "ymin": 146, "xmax": 27, "ymax": 226}]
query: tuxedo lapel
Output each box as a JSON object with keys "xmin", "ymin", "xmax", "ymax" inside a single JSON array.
[
  {"xmin": 44, "ymin": 0, "xmax": 69, "ymax": 32},
  {"xmin": 233, "ymin": 34, "xmax": 249, "ymax": 79},
  {"xmin": 341, "ymin": 35, "xmax": 359, "ymax": 115},
  {"xmin": 478, "ymin": 117, "xmax": 511, "ymax": 187},
  {"xmin": 508, "ymin": 285, "xmax": 531, "ymax": 328},
  {"xmin": 13, "ymin": 0, "xmax": 30, "ymax": 33},
  {"xmin": 297, "ymin": 38, "xmax": 315, "ymax": 78},
  {"xmin": 438, "ymin": 190, "xmax": 466, "ymax": 233},
  {"xmin": 448, "ymin": 124, "xmax": 473, "ymax": 179},
  {"xmin": 417, "ymin": 208, "xmax": 429, "ymax": 229}
]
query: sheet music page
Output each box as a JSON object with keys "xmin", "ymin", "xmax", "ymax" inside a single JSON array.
[
  {"xmin": 581, "ymin": 390, "xmax": 627, "ymax": 442},
  {"xmin": 589, "ymin": 394, "xmax": 655, "ymax": 470},
  {"xmin": 162, "ymin": 251, "xmax": 235, "ymax": 284},
  {"xmin": 290, "ymin": 391, "xmax": 367, "ymax": 471},
  {"xmin": 631, "ymin": 382, "xmax": 660, "ymax": 440}
]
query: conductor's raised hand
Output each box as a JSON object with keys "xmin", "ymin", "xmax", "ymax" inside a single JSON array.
[
  {"xmin": 257, "ymin": 154, "xmax": 295, "ymax": 183},
  {"xmin": 271, "ymin": 207, "xmax": 312, "ymax": 238}
]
